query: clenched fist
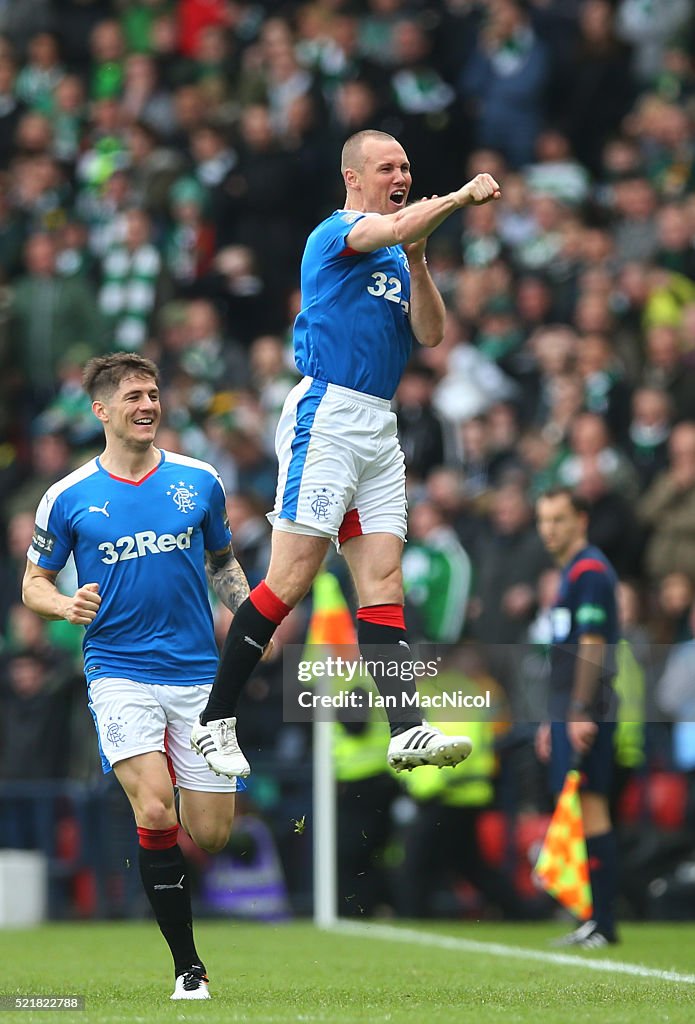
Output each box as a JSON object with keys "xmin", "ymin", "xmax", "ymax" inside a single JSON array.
[
  {"xmin": 65, "ymin": 582, "xmax": 101, "ymax": 625},
  {"xmin": 456, "ymin": 172, "xmax": 501, "ymax": 207}
]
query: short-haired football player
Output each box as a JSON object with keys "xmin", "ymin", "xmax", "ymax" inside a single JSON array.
[{"xmin": 192, "ymin": 130, "xmax": 501, "ymax": 779}]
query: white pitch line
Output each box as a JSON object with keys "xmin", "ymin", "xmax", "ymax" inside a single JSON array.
[{"xmin": 331, "ymin": 920, "xmax": 695, "ymax": 986}]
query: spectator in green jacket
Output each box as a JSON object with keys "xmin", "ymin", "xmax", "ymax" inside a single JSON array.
[
  {"xmin": 403, "ymin": 499, "xmax": 472, "ymax": 643},
  {"xmin": 9, "ymin": 232, "xmax": 107, "ymax": 413}
]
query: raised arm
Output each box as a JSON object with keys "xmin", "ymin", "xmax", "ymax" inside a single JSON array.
[
  {"xmin": 345, "ymin": 173, "xmax": 501, "ymax": 253},
  {"xmin": 23, "ymin": 561, "xmax": 101, "ymax": 624},
  {"xmin": 205, "ymin": 544, "xmax": 251, "ymax": 615}
]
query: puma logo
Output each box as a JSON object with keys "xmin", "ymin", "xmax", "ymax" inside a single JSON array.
[
  {"xmin": 89, "ymin": 501, "xmax": 110, "ymax": 517},
  {"xmin": 244, "ymin": 636, "xmax": 264, "ymax": 652},
  {"xmin": 153, "ymin": 875, "xmax": 185, "ymax": 891}
]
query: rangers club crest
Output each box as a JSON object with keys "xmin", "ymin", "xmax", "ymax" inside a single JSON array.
[
  {"xmin": 105, "ymin": 715, "xmax": 127, "ymax": 747},
  {"xmin": 166, "ymin": 481, "xmax": 199, "ymax": 513},
  {"xmin": 310, "ymin": 488, "xmax": 336, "ymax": 521}
]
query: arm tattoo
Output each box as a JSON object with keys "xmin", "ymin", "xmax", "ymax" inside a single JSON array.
[{"xmin": 206, "ymin": 549, "xmax": 251, "ymax": 614}]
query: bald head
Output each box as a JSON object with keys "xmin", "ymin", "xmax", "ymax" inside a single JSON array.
[
  {"xmin": 341, "ymin": 129, "xmax": 398, "ymax": 174},
  {"xmin": 341, "ymin": 130, "xmax": 411, "ymax": 214}
]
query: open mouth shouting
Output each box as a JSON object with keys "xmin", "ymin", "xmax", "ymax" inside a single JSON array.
[{"xmin": 389, "ymin": 189, "xmax": 406, "ymax": 208}]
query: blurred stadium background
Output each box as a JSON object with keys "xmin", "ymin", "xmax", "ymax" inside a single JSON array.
[{"xmin": 2, "ymin": 0, "xmax": 695, "ymax": 936}]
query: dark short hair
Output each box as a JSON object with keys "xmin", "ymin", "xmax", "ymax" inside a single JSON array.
[
  {"xmin": 82, "ymin": 352, "xmax": 159, "ymax": 400},
  {"xmin": 537, "ymin": 486, "xmax": 590, "ymax": 517}
]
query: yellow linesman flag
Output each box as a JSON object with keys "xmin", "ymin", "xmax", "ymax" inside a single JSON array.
[{"xmin": 534, "ymin": 769, "xmax": 593, "ymax": 921}]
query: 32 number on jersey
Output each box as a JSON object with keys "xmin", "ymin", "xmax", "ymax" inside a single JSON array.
[{"xmin": 367, "ymin": 272, "xmax": 409, "ymax": 313}]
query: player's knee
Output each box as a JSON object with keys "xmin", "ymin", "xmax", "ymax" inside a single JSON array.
[
  {"xmin": 191, "ymin": 823, "xmax": 232, "ymax": 855},
  {"xmin": 265, "ymin": 569, "xmax": 312, "ymax": 607},
  {"xmin": 137, "ymin": 798, "xmax": 176, "ymax": 832},
  {"xmin": 357, "ymin": 566, "xmax": 403, "ymax": 606},
  {"xmin": 266, "ymin": 533, "xmax": 329, "ymax": 604},
  {"xmin": 379, "ymin": 561, "xmax": 403, "ymax": 588}
]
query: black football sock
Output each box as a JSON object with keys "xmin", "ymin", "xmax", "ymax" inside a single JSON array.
[
  {"xmin": 586, "ymin": 830, "xmax": 618, "ymax": 939},
  {"xmin": 357, "ymin": 607, "xmax": 423, "ymax": 736},
  {"xmin": 201, "ymin": 581, "xmax": 291, "ymax": 724},
  {"xmin": 137, "ymin": 827, "xmax": 203, "ymax": 978}
]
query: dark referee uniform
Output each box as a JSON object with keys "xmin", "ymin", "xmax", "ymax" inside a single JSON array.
[{"xmin": 549, "ymin": 544, "xmax": 619, "ymax": 795}]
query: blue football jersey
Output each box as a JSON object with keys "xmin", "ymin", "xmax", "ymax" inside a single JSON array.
[
  {"xmin": 293, "ymin": 210, "xmax": 414, "ymax": 400},
  {"xmin": 27, "ymin": 450, "xmax": 232, "ymax": 686}
]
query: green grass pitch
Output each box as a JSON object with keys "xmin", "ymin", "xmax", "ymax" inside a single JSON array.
[{"xmin": 1, "ymin": 920, "xmax": 694, "ymax": 1023}]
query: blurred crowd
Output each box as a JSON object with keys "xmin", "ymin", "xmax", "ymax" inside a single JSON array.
[{"xmin": 3, "ymin": 0, "xmax": 695, "ymax": 918}]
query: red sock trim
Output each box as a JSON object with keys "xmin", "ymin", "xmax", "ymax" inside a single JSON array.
[
  {"xmin": 250, "ymin": 580, "xmax": 292, "ymax": 625},
  {"xmin": 356, "ymin": 604, "xmax": 406, "ymax": 630},
  {"xmin": 137, "ymin": 825, "xmax": 179, "ymax": 850}
]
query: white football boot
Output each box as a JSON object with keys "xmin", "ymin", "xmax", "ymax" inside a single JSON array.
[
  {"xmin": 190, "ymin": 716, "xmax": 251, "ymax": 778},
  {"xmin": 171, "ymin": 966, "xmax": 210, "ymax": 1000},
  {"xmin": 387, "ymin": 723, "xmax": 472, "ymax": 772}
]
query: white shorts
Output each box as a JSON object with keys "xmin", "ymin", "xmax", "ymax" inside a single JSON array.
[
  {"xmin": 87, "ymin": 677, "xmax": 238, "ymax": 792},
  {"xmin": 268, "ymin": 377, "xmax": 407, "ymax": 544}
]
